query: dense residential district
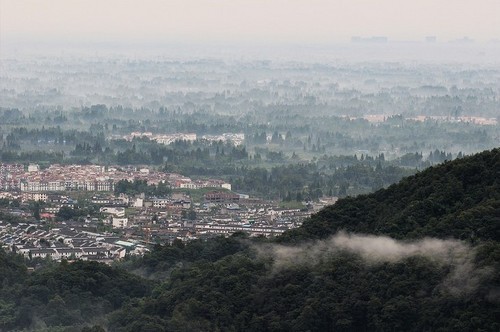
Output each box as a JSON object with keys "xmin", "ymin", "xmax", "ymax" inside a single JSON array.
[{"xmin": 0, "ymin": 163, "xmax": 326, "ymax": 263}]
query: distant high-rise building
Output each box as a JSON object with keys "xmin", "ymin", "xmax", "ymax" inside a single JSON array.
[
  {"xmin": 450, "ymin": 37, "xmax": 474, "ymax": 43},
  {"xmin": 351, "ymin": 36, "xmax": 388, "ymax": 43},
  {"xmin": 425, "ymin": 36, "xmax": 437, "ymax": 43}
]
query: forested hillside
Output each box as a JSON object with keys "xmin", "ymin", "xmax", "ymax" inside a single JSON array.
[
  {"xmin": 0, "ymin": 148, "xmax": 499, "ymax": 331},
  {"xmin": 283, "ymin": 147, "xmax": 500, "ymax": 242},
  {"xmin": 0, "ymin": 258, "xmax": 151, "ymax": 331}
]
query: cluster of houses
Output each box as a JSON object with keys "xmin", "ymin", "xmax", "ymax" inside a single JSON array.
[
  {"xmin": 0, "ymin": 189, "xmax": 313, "ymax": 261},
  {"xmin": 200, "ymin": 133, "xmax": 245, "ymax": 146},
  {"xmin": 0, "ymin": 163, "xmax": 231, "ymax": 193},
  {"xmin": 0, "ymin": 220, "xmax": 148, "ymax": 263},
  {"xmin": 137, "ymin": 194, "xmax": 312, "ymax": 242},
  {"xmin": 123, "ymin": 132, "xmax": 197, "ymax": 144},
  {"xmin": 65, "ymin": 189, "xmax": 312, "ymax": 242},
  {"xmin": 121, "ymin": 132, "xmax": 245, "ymax": 146},
  {"xmin": 0, "ymin": 186, "xmax": 335, "ymax": 261},
  {"xmin": 0, "ymin": 163, "xmax": 339, "ymax": 261}
]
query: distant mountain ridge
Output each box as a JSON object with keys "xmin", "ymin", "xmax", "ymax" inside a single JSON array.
[{"xmin": 283, "ymin": 147, "xmax": 500, "ymax": 242}]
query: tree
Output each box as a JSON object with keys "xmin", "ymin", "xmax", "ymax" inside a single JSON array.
[
  {"xmin": 56, "ymin": 206, "xmax": 78, "ymax": 220},
  {"xmin": 82, "ymin": 326, "xmax": 106, "ymax": 332},
  {"xmin": 32, "ymin": 202, "xmax": 41, "ymax": 221},
  {"xmin": 187, "ymin": 209, "xmax": 197, "ymax": 221}
]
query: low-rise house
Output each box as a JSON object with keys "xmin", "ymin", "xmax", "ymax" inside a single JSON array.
[
  {"xmin": 29, "ymin": 248, "xmax": 57, "ymax": 259},
  {"xmin": 57, "ymin": 248, "xmax": 84, "ymax": 259},
  {"xmin": 82, "ymin": 247, "xmax": 109, "ymax": 257},
  {"xmin": 205, "ymin": 191, "xmax": 240, "ymax": 203}
]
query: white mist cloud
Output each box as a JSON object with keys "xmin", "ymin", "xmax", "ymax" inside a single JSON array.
[{"xmin": 255, "ymin": 232, "xmax": 494, "ymax": 297}]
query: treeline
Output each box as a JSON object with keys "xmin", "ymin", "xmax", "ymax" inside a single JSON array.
[
  {"xmin": 0, "ymin": 150, "xmax": 66, "ymax": 164},
  {"xmin": 2, "ymin": 104, "xmax": 497, "ymax": 161},
  {"xmin": 114, "ymin": 179, "xmax": 172, "ymax": 197},
  {"xmin": 2, "ymin": 126, "xmax": 105, "ymax": 149},
  {"xmin": 227, "ymin": 163, "xmax": 415, "ymax": 199}
]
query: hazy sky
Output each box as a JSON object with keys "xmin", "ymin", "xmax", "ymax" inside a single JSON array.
[{"xmin": 1, "ymin": 0, "xmax": 500, "ymax": 45}]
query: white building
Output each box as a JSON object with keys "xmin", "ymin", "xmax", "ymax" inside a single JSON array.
[
  {"xmin": 112, "ymin": 217, "xmax": 129, "ymax": 229},
  {"xmin": 28, "ymin": 164, "xmax": 40, "ymax": 172},
  {"xmin": 133, "ymin": 197, "xmax": 144, "ymax": 208},
  {"xmin": 100, "ymin": 207, "xmax": 126, "ymax": 217}
]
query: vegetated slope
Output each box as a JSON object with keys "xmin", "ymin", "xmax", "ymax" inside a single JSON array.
[
  {"xmin": 0, "ymin": 259, "xmax": 151, "ymax": 331},
  {"xmin": 282, "ymin": 147, "xmax": 500, "ymax": 243}
]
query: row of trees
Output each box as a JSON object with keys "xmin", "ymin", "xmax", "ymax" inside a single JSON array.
[{"xmin": 114, "ymin": 179, "xmax": 172, "ymax": 196}]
